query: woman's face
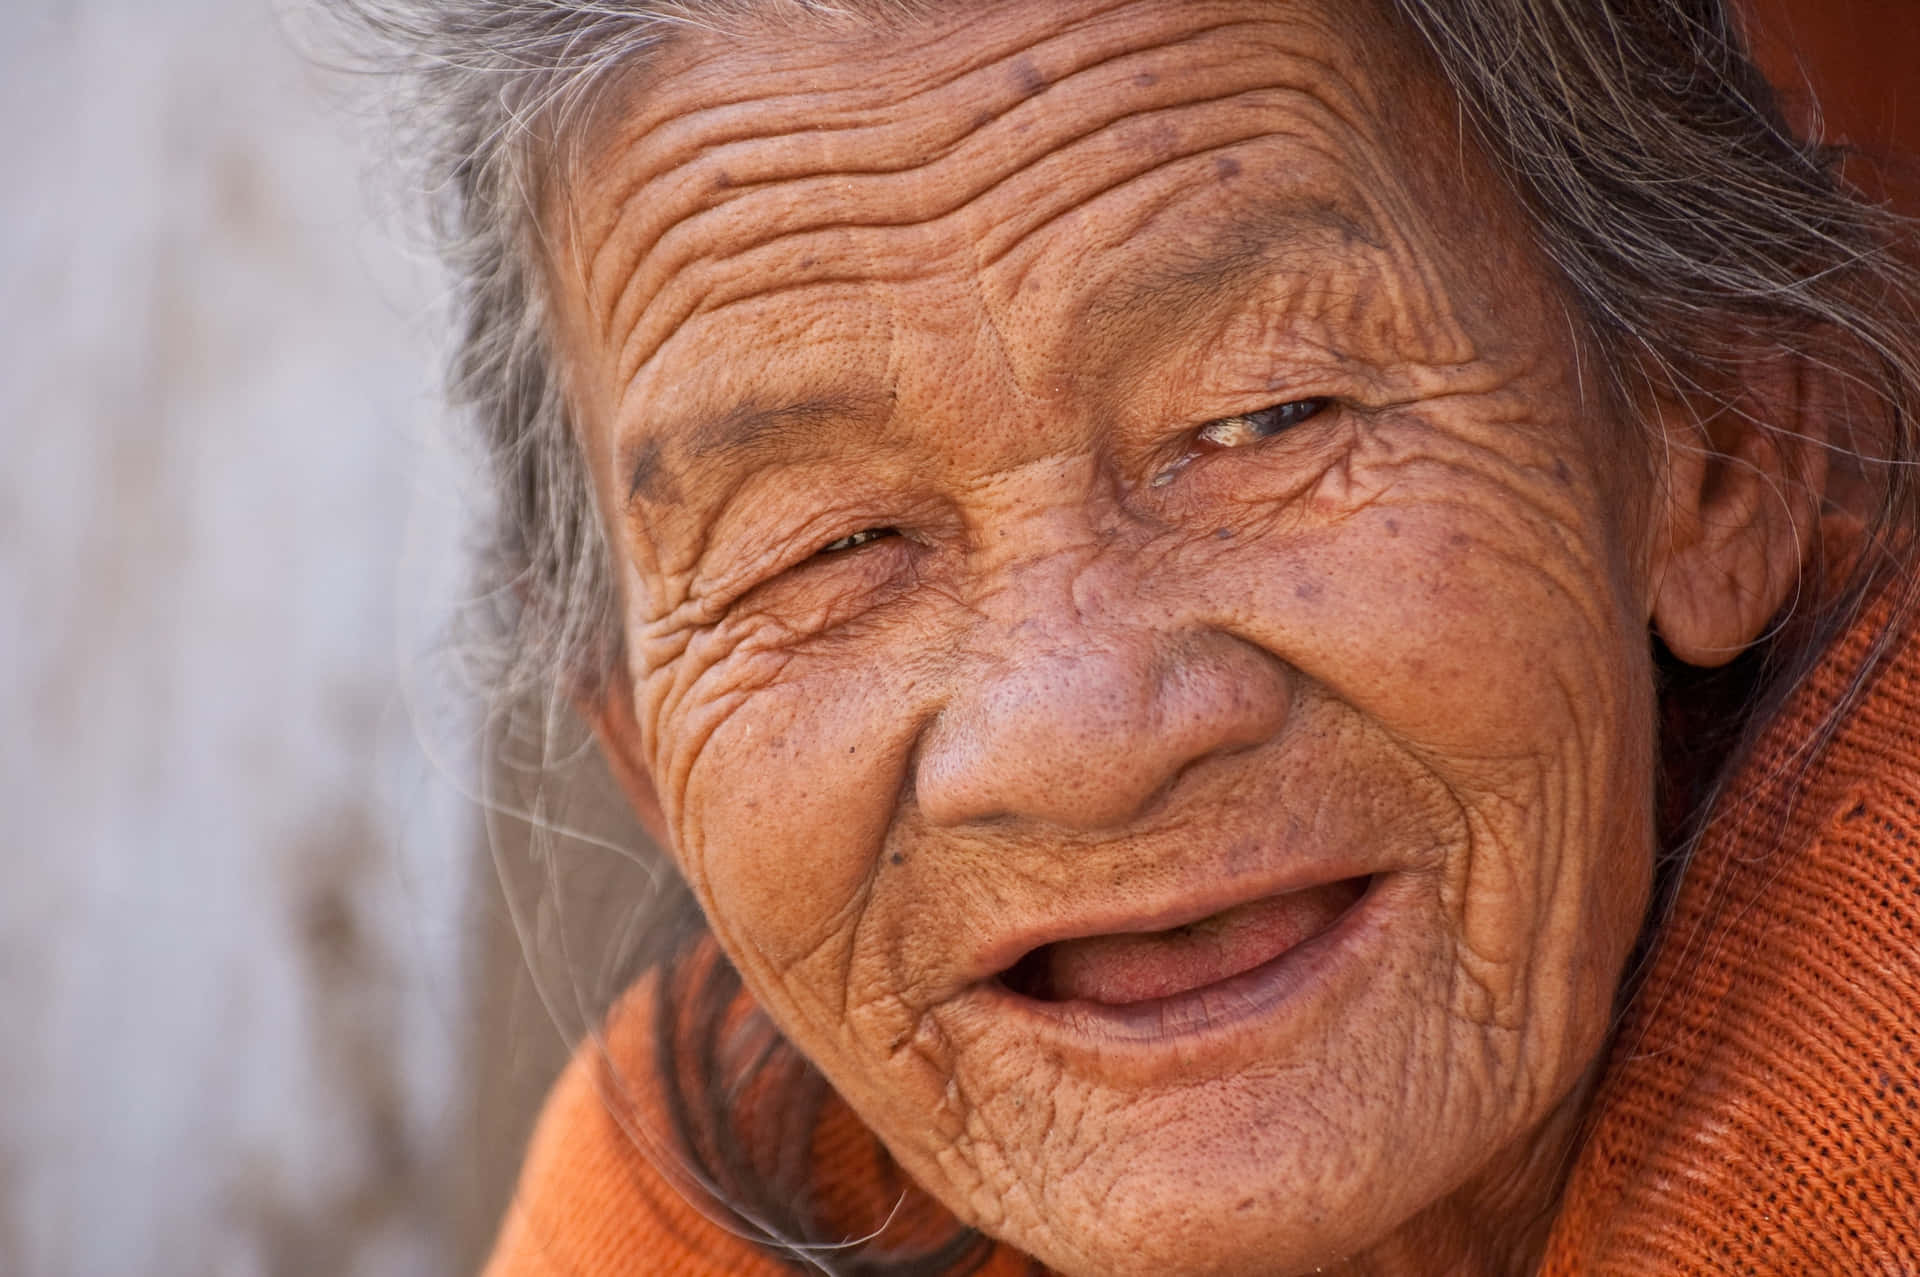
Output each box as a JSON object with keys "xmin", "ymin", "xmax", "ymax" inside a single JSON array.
[{"xmin": 554, "ymin": 1, "xmax": 1667, "ymax": 1271}]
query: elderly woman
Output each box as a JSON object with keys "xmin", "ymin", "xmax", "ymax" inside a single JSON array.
[{"xmin": 353, "ymin": 0, "xmax": 1918, "ymax": 1271}]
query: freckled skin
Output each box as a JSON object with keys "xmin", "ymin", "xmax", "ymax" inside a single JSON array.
[{"xmin": 550, "ymin": 2, "xmax": 1684, "ymax": 1273}]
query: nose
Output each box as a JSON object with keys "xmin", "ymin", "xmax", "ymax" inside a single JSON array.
[{"xmin": 913, "ymin": 558, "xmax": 1291, "ymax": 831}]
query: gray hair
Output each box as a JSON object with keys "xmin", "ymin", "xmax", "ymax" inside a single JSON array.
[{"xmin": 332, "ymin": 0, "xmax": 1918, "ymax": 1268}]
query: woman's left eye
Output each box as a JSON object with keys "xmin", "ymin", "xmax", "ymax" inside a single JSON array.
[
  {"xmin": 817, "ymin": 526, "xmax": 899, "ymax": 555},
  {"xmin": 1197, "ymin": 397, "xmax": 1328, "ymax": 448}
]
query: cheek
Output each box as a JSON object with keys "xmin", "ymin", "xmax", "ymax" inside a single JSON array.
[
  {"xmin": 655, "ymin": 628, "xmax": 913, "ymax": 1033},
  {"xmin": 1177, "ymin": 428, "xmax": 1656, "ymax": 1004},
  {"xmin": 1208, "ymin": 423, "xmax": 1648, "ymax": 787}
]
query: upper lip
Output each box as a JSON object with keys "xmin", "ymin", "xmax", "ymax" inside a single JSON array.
[{"xmin": 969, "ymin": 854, "xmax": 1385, "ymax": 986}]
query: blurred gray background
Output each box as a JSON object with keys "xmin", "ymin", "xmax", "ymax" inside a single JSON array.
[{"xmin": 1, "ymin": 2, "xmax": 579, "ymax": 1272}]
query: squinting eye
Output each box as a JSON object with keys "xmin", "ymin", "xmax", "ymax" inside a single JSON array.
[
  {"xmin": 1197, "ymin": 397, "xmax": 1328, "ymax": 448},
  {"xmin": 818, "ymin": 526, "xmax": 899, "ymax": 555}
]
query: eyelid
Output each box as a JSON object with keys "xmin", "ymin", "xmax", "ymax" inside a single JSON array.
[
  {"xmin": 818, "ymin": 526, "xmax": 899, "ymax": 555},
  {"xmin": 1196, "ymin": 396, "xmax": 1329, "ymax": 448},
  {"xmin": 695, "ymin": 512, "xmax": 892, "ymax": 615}
]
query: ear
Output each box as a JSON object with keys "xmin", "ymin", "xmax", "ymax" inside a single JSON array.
[
  {"xmin": 577, "ymin": 655, "xmax": 673, "ymax": 851},
  {"xmin": 1649, "ymin": 352, "xmax": 1833, "ymax": 667}
]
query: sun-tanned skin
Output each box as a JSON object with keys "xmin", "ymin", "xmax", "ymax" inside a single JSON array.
[{"xmin": 544, "ymin": 2, "xmax": 1828, "ymax": 1273}]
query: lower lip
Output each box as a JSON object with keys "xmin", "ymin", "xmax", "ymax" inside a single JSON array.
[{"xmin": 975, "ymin": 874, "xmax": 1394, "ymax": 1056}]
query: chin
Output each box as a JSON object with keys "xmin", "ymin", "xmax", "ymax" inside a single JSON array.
[{"xmin": 887, "ymin": 869, "xmax": 1594, "ymax": 1277}]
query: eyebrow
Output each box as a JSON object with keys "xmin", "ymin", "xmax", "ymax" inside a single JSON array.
[
  {"xmin": 1082, "ymin": 197, "xmax": 1386, "ymax": 343},
  {"xmin": 623, "ymin": 393, "xmax": 889, "ymax": 508}
]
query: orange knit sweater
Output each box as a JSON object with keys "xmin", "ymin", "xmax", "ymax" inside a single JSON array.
[{"xmin": 485, "ymin": 596, "xmax": 1920, "ymax": 1275}]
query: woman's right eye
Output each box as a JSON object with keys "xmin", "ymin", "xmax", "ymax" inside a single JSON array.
[{"xmin": 817, "ymin": 527, "xmax": 899, "ymax": 556}]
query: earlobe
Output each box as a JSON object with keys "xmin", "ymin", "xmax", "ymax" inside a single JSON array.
[
  {"xmin": 578, "ymin": 656, "xmax": 673, "ymax": 851},
  {"xmin": 1649, "ymin": 353, "xmax": 1832, "ymax": 667}
]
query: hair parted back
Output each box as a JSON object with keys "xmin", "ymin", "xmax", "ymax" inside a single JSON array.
[{"xmin": 331, "ymin": 0, "xmax": 1919, "ymax": 1270}]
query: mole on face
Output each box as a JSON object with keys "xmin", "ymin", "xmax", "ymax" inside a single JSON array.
[{"xmin": 1011, "ymin": 56, "xmax": 1048, "ymax": 96}]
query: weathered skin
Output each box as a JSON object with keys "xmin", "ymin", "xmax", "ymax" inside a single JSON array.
[{"xmin": 547, "ymin": 2, "xmax": 1822, "ymax": 1272}]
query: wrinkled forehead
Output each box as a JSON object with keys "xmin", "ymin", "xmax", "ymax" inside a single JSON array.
[
  {"xmin": 546, "ymin": 0, "xmax": 1442, "ymax": 336},
  {"xmin": 539, "ymin": 0, "xmax": 1517, "ymax": 510}
]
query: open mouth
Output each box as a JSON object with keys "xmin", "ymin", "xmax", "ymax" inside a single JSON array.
[{"xmin": 998, "ymin": 876, "xmax": 1373, "ymax": 1006}]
